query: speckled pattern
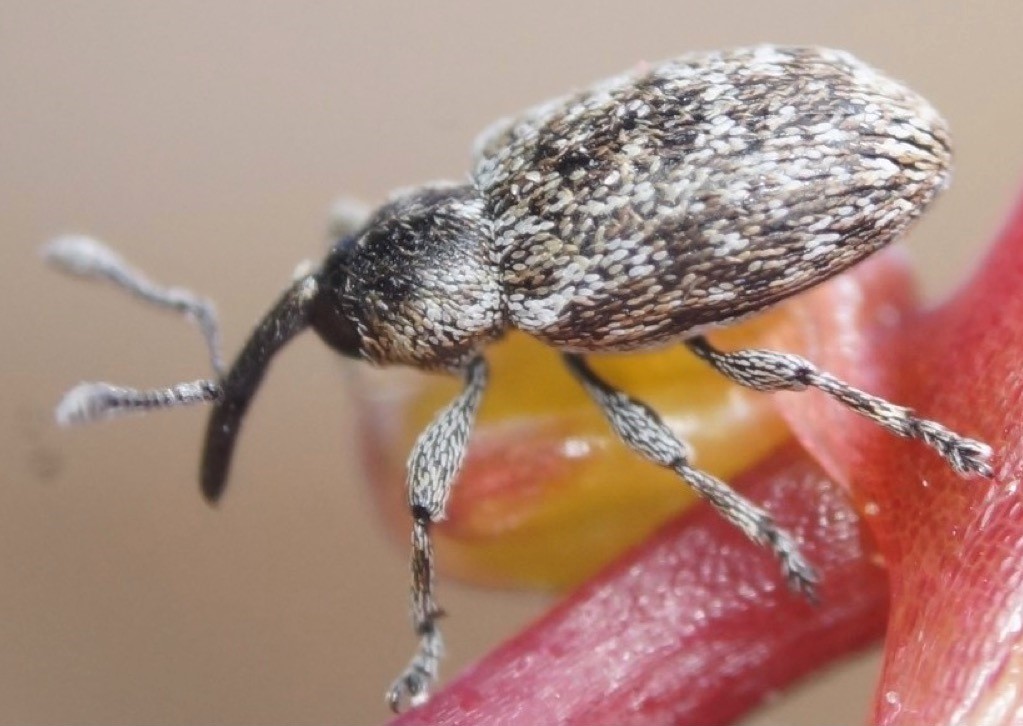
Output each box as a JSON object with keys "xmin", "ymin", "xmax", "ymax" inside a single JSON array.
[
  {"xmin": 474, "ymin": 45, "xmax": 951, "ymax": 351},
  {"xmin": 44, "ymin": 45, "xmax": 986, "ymax": 714},
  {"xmin": 319, "ymin": 46, "xmax": 951, "ymax": 367}
]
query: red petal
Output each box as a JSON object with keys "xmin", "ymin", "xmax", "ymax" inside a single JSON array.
[
  {"xmin": 388, "ymin": 445, "xmax": 886, "ymax": 726},
  {"xmin": 776, "ymin": 192, "xmax": 1023, "ymax": 724}
]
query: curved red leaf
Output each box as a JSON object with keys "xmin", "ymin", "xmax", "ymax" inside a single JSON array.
[{"xmin": 776, "ymin": 192, "xmax": 1023, "ymax": 724}]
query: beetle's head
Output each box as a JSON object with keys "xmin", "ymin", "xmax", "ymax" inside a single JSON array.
[
  {"xmin": 307, "ymin": 183, "xmax": 502, "ymax": 370},
  {"xmin": 203, "ymin": 182, "xmax": 502, "ymax": 501}
]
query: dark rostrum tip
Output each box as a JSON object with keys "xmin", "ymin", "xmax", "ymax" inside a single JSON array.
[
  {"xmin": 200, "ymin": 401, "xmax": 244, "ymax": 504},
  {"xmin": 199, "ymin": 274, "xmax": 319, "ymax": 504}
]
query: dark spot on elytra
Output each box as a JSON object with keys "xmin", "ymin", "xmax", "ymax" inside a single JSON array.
[{"xmin": 555, "ymin": 149, "xmax": 592, "ymax": 178}]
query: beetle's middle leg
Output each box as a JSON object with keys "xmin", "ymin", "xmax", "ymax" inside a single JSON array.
[
  {"xmin": 386, "ymin": 356, "xmax": 489, "ymax": 712},
  {"xmin": 684, "ymin": 336, "xmax": 993, "ymax": 478},
  {"xmin": 563, "ymin": 353, "xmax": 819, "ymax": 599}
]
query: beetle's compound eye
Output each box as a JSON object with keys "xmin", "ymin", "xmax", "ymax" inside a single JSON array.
[{"xmin": 308, "ymin": 245, "xmax": 364, "ymax": 360}]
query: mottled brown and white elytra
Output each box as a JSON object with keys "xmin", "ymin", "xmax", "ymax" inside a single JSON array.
[
  {"xmin": 46, "ymin": 45, "xmax": 991, "ymax": 712},
  {"xmin": 477, "ymin": 46, "xmax": 950, "ymax": 351}
]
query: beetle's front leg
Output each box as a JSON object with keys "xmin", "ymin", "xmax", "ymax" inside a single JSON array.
[
  {"xmin": 563, "ymin": 354, "xmax": 819, "ymax": 599},
  {"xmin": 386, "ymin": 357, "xmax": 488, "ymax": 712},
  {"xmin": 684, "ymin": 336, "xmax": 994, "ymax": 478}
]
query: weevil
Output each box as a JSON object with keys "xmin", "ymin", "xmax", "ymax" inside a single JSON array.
[{"xmin": 45, "ymin": 45, "xmax": 994, "ymax": 710}]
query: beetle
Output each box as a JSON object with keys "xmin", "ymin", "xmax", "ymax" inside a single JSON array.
[{"xmin": 45, "ymin": 45, "xmax": 993, "ymax": 711}]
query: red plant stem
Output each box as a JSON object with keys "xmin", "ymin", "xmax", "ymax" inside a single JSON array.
[{"xmin": 389, "ymin": 444, "xmax": 887, "ymax": 726}]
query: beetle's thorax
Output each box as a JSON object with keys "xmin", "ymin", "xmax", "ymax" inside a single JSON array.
[{"xmin": 310, "ymin": 183, "xmax": 505, "ymax": 371}]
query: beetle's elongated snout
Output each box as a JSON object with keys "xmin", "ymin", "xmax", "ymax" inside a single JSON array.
[{"xmin": 200, "ymin": 274, "xmax": 319, "ymax": 502}]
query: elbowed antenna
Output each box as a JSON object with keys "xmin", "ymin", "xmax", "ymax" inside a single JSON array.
[
  {"xmin": 44, "ymin": 233, "xmax": 329, "ymax": 503},
  {"xmin": 43, "ymin": 235, "xmax": 226, "ymax": 376},
  {"xmin": 200, "ymin": 274, "xmax": 320, "ymax": 503},
  {"xmin": 45, "ymin": 235, "xmax": 228, "ymax": 425}
]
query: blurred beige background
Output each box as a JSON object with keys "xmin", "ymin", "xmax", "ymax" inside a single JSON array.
[{"xmin": 3, "ymin": 2, "xmax": 1022, "ymax": 724}]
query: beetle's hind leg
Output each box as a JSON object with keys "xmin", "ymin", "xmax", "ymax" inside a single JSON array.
[
  {"xmin": 685, "ymin": 336, "xmax": 993, "ymax": 478},
  {"xmin": 42, "ymin": 235, "xmax": 226, "ymax": 424},
  {"xmin": 563, "ymin": 354, "xmax": 819, "ymax": 599},
  {"xmin": 387, "ymin": 357, "xmax": 489, "ymax": 712}
]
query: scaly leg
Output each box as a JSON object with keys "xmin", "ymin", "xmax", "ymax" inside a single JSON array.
[
  {"xmin": 387, "ymin": 357, "xmax": 489, "ymax": 711},
  {"xmin": 685, "ymin": 336, "xmax": 993, "ymax": 478},
  {"xmin": 563, "ymin": 353, "xmax": 818, "ymax": 598}
]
